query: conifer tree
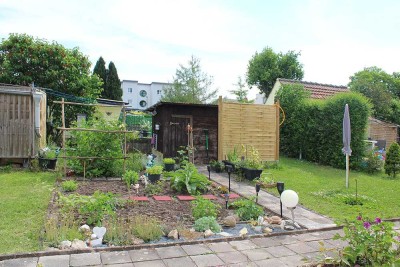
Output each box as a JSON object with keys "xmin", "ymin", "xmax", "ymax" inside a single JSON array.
[
  {"xmin": 93, "ymin": 56, "xmax": 107, "ymax": 95},
  {"xmin": 105, "ymin": 62, "xmax": 122, "ymax": 101},
  {"xmin": 384, "ymin": 142, "xmax": 400, "ymax": 178}
]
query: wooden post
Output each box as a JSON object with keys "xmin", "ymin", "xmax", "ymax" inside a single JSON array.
[
  {"xmin": 217, "ymin": 96, "xmax": 223, "ymax": 161},
  {"xmin": 61, "ymin": 98, "xmax": 66, "ymax": 178},
  {"xmin": 346, "ymin": 154, "xmax": 349, "ymax": 188},
  {"xmin": 123, "ymin": 105, "xmax": 127, "ymax": 176},
  {"xmin": 275, "ymin": 102, "xmax": 280, "ymax": 161}
]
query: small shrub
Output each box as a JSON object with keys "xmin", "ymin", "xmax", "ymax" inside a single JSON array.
[
  {"xmin": 122, "ymin": 170, "xmax": 139, "ymax": 189},
  {"xmin": 170, "ymin": 163, "xmax": 210, "ymax": 195},
  {"xmin": 144, "ymin": 180, "xmax": 164, "ymax": 196},
  {"xmin": 385, "ymin": 142, "xmax": 400, "ymax": 177},
  {"xmin": 61, "ymin": 180, "xmax": 78, "ymax": 192},
  {"xmin": 230, "ymin": 198, "xmax": 264, "ymax": 221},
  {"xmin": 131, "ymin": 215, "xmax": 163, "ymax": 242},
  {"xmin": 361, "ymin": 150, "xmax": 383, "ymax": 174},
  {"xmin": 103, "ymin": 217, "xmax": 135, "ymax": 246},
  {"xmin": 147, "ymin": 165, "xmax": 163, "ymax": 175},
  {"xmin": 334, "ymin": 215, "xmax": 400, "ymax": 266},
  {"xmin": 128, "ymin": 152, "xmax": 145, "ymax": 172},
  {"xmin": 191, "ymin": 197, "xmax": 219, "ymax": 220},
  {"xmin": 163, "ymin": 158, "xmax": 175, "ymax": 164},
  {"xmin": 43, "ymin": 213, "xmax": 84, "ymax": 247},
  {"xmin": 210, "ymin": 160, "xmax": 224, "ymax": 172},
  {"xmin": 0, "ymin": 164, "xmax": 13, "ymax": 173},
  {"xmin": 193, "ymin": 216, "xmax": 221, "ymax": 233}
]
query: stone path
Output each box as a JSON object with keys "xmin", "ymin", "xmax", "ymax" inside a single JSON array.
[{"xmin": 0, "ymin": 229, "xmax": 346, "ymax": 267}]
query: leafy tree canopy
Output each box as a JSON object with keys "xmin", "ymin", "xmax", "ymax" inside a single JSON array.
[
  {"xmin": 246, "ymin": 47, "xmax": 303, "ymax": 98},
  {"xmin": 229, "ymin": 76, "xmax": 253, "ymax": 103},
  {"xmin": 0, "ymin": 33, "xmax": 102, "ymax": 143},
  {"xmin": 162, "ymin": 55, "xmax": 217, "ymax": 104}
]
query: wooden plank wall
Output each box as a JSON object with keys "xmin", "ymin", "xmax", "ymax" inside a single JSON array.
[
  {"xmin": 218, "ymin": 97, "xmax": 279, "ymax": 161},
  {"xmin": 368, "ymin": 118, "xmax": 398, "ymax": 148}
]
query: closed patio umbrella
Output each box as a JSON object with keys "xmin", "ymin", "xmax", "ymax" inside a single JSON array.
[{"xmin": 342, "ymin": 104, "xmax": 351, "ymax": 188}]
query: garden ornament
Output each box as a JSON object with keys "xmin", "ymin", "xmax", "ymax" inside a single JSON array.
[
  {"xmin": 133, "ymin": 183, "xmax": 140, "ymax": 194},
  {"xmin": 281, "ymin": 190, "xmax": 299, "ymax": 227}
]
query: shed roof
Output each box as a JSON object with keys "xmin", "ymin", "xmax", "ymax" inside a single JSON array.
[
  {"xmin": 146, "ymin": 101, "xmax": 218, "ymax": 111},
  {"xmin": 278, "ymin": 78, "xmax": 349, "ymax": 99}
]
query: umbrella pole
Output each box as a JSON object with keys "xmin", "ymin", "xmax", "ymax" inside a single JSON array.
[{"xmin": 346, "ymin": 154, "xmax": 349, "ymax": 188}]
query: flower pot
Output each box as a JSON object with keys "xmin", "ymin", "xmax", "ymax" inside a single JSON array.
[
  {"xmin": 211, "ymin": 165, "xmax": 223, "ymax": 173},
  {"xmin": 241, "ymin": 167, "xmax": 262, "ymax": 180},
  {"xmin": 39, "ymin": 158, "xmax": 57, "ymax": 170},
  {"xmin": 222, "ymin": 160, "xmax": 235, "ymax": 172},
  {"xmin": 141, "ymin": 130, "xmax": 149, "ymax": 138},
  {"xmin": 148, "ymin": 174, "xmax": 161, "ymax": 183},
  {"xmin": 164, "ymin": 163, "xmax": 175, "ymax": 172}
]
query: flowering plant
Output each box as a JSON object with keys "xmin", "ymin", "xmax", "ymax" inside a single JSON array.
[
  {"xmin": 39, "ymin": 146, "xmax": 58, "ymax": 159},
  {"xmin": 334, "ymin": 215, "xmax": 400, "ymax": 266}
]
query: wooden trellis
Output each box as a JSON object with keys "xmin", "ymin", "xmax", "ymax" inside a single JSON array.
[{"xmin": 55, "ymin": 98, "xmax": 129, "ymax": 178}]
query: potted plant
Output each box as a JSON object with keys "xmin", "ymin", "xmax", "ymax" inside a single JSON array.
[
  {"xmin": 223, "ymin": 145, "xmax": 240, "ymax": 171},
  {"xmin": 146, "ymin": 165, "xmax": 163, "ymax": 183},
  {"xmin": 38, "ymin": 146, "xmax": 58, "ymax": 170},
  {"xmin": 241, "ymin": 146, "xmax": 263, "ymax": 180},
  {"xmin": 140, "ymin": 121, "xmax": 152, "ymax": 138},
  {"xmin": 163, "ymin": 158, "xmax": 175, "ymax": 172},
  {"xmin": 254, "ymin": 173, "xmax": 276, "ymax": 189},
  {"xmin": 210, "ymin": 160, "xmax": 224, "ymax": 173}
]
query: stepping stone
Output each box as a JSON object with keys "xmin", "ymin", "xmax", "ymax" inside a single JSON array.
[
  {"xmin": 129, "ymin": 196, "xmax": 149, "ymax": 201},
  {"xmin": 220, "ymin": 193, "xmax": 240, "ymax": 199},
  {"xmin": 153, "ymin": 195, "xmax": 173, "ymax": 201},
  {"xmin": 177, "ymin": 195, "xmax": 195, "ymax": 201},
  {"xmin": 202, "ymin": 194, "xmax": 218, "ymax": 200}
]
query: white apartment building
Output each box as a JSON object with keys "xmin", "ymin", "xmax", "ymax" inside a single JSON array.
[{"xmin": 121, "ymin": 80, "xmax": 170, "ymax": 110}]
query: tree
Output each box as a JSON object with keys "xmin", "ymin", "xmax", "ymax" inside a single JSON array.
[
  {"xmin": 0, "ymin": 33, "xmax": 102, "ymax": 143},
  {"xmin": 229, "ymin": 76, "xmax": 253, "ymax": 103},
  {"xmin": 93, "ymin": 56, "xmax": 107, "ymax": 93},
  {"xmin": 384, "ymin": 142, "xmax": 400, "ymax": 178},
  {"xmin": 104, "ymin": 62, "xmax": 122, "ymax": 101},
  {"xmin": 349, "ymin": 66, "xmax": 400, "ymax": 124},
  {"xmin": 162, "ymin": 55, "xmax": 217, "ymax": 103},
  {"xmin": 246, "ymin": 47, "xmax": 303, "ymax": 98}
]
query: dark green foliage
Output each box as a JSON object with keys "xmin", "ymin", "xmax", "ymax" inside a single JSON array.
[
  {"xmin": 384, "ymin": 143, "xmax": 400, "ymax": 177},
  {"xmin": 93, "ymin": 56, "xmax": 107, "ymax": 93},
  {"xmin": 246, "ymin": 47, "xmax": 303, "ymax": 98},
  {"xmin": 144, "ymin": 181, "xmax": 164, "ymax": 196},
  {"xmin": 193, "ymin": 216, "xmax": 221, "ymax": 232},
  {"xmin": 361, "ymin": 150, "xmax": 383, "ymax": 174},
  {"xmin": 229, "ymin": 198, "xmax": 264, "ymax": 221},
  {"xmin": 105, "ymin": 62, "xmax": 122, "ymax": 101},
  {"xmin": 122, "ymin": 170, "xmax": 139, "ymax": 189},
  {"xmin": 276, "ymin": 85, "xmax": 371, "ymax": 169},
  {"xmin": 0, "ymin": 33, "xmax": 102, "ymax": 144},
  {"xmin": 61, "ymin": 180, "xmax": 78, "ymax": 192},
  {"xmin": 191, "ymin": 196, "xmax": 219, "ymax": 220},
  {"xmin": 170, "ymin": 163, "xmax": 211, "ymax": 195}
]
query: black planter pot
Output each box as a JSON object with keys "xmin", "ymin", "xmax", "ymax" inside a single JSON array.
[
  {"xmin": 148, "ymin": 174, "xmax": 161, "ymax": 183},
  {"xmin": 241, "ymin": 167, "xmax": 262, "ymax": 180},
  {"xmin": 164, "ymin": 163, "xmax": 175, "ymax": 172},
  {"xmin": 222, "ymin": 160, "xmax": 235, "ymax": 172},
  {"xmin": 141, "ymin": 130, "xmax": 149, "ymax": 137},
  {"xmin": 39, "ymin": 158, "xmax": 57, "ymax": 170},
  {"xmin": 211, "ymin": 165, "xmax": 223, "ymax": 173}
]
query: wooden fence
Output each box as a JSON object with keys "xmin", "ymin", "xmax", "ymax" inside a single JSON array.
[{"xmin": 218, "ymin": 97, "xmax": 280, "ymax": 161}]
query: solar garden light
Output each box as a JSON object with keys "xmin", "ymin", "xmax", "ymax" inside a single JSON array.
[
  {"xmin": 255, "ymin": 183, "xmax": 261, "ymax": 203},
  {"xmin": 207, "ymin": 165, "xmax": 211, "ymax": 180},
  {"xmin": 224, "ymin": 193, "xmax": 229, "ymax": 209},
  {"xmin": 277, "ymin": 182, "xmax": 285, "ymax": 218},
  {"xmin": 226, "ymin": 165, "xmax": 233, "ymax": 193},
  {"xmin": 280, "ymin": 189, "xmax": 299, "ymax": 225}
]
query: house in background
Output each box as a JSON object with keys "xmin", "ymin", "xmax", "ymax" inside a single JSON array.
[{"xmin": 121, "ymin": 80, "xmax": 170, "ymax": 110}]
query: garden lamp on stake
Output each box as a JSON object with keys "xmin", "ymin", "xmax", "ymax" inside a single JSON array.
[
  {"xmin": 224, "ymin": 193, "xmax": 229, "ymax": 209},
  {"xmin": 277, "ymin": 182, "xmax": 285, "ymax": 218},
  {"xmin": 226, "ymin": 165, "xmax": 232, "ymax": 193},
  {"xmin": 255, "ymin": 183, "xmax": 261, "ymax": 203},
  {"xmin": 281, "ymin": 190, "xmax": 299, "ymax": 226},
  {"xmin": 207, "ymin": 165, "xmax": 211, "ymax": 180}
]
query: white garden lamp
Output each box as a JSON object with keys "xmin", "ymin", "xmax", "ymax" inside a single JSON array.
[{"xmin": 281, "ymin": 190, "xmax": 299, "ymax": 225}]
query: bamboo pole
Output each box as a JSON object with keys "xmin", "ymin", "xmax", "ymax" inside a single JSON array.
[
  {"xmin": 53, "ymin": 101, "xmax": 120, "ymax": 107},
  {"xmin": 123, "ymin": 105, "xmax": 127, "ymax": 175},
  {"xmin": 61, "ymin": 98, "xmax": 66, "ymax": 178},
  {"xmin": 57, "ymin": 127, "xmax": 132, "ymax": 133},
  {"xmin": 57, "ymin": 156, "xmax": 129, "ymax": 159}
]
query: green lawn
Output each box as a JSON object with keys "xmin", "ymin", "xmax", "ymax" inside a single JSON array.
[
  {"xmin": 0, "ymin": 170, "xmax": 56, "ymax": 255},
  {"xmin": 264, "ymin": 157, "xmax": 400, "ymax": 223}
]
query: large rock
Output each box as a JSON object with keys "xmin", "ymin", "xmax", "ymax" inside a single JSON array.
[
  {"xmin": 204, "ymin": 229, "xmax": 214, "ymax": 238},
  {"xmin": 131, "ymin": 237, "xmax": 145, "ymax": 245},
  {"xmin": 71, "ymin": 239, "xmax": 88, "ymax": 250},
  {"xmin": 263, "ymin": 227, "xmax": 273, "ymax": 234},
  {"xmin": 59, "ymin": 240, "xmax": 71, "ymax": 250},
  {"xmin": 223, "ymin": 216, "xmax": 237, "ymax": 227},
  {"xmin": 239, "ymin": 227, "xmax": 248, "ymax": 237},
  {"xmin": 168, "ymin": 229, "xmax": 179, "ymax": 240},
  {"xmin": 270, "ymin": 216, "xmax": 282, "ymax": 225}
]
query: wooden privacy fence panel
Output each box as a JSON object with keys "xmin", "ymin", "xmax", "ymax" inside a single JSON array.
[{"xmin": 218, "ymin": 97, "xmax": 279, "ymax": 161}]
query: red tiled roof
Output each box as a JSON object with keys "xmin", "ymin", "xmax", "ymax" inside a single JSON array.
[{"xmin": 278, "ymin": 78, "xmax": 349, "ymax": 99}]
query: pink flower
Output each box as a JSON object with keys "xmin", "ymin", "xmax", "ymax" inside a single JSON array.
[
  {"xmin": 363, "ymin": 222, "xmax": 371, "ymax": 229},
  {"xmin": 356, "ymin": 215, "xmax": 362, "ymax": 221},
  {"xmin": 375, "ymin": 217, "xmax": 382, "ymax": 224}
]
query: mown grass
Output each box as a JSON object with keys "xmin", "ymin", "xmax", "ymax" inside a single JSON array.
[
  {"xmin": 265, "ymin": 157, "xmax": 400, "ymax": 223},
  {"xmin": 0, "ymin": 170, "xmax": 56, "ymax": 255}
]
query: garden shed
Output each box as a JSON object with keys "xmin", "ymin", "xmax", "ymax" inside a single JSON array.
[
  {"xmin": 367, "ymin": 117, "xmax": 398, "ymax": 149},
  {"xmin": 0, "ymin": 84, "xmax": 46, "ymax": 163},
  {"xmin": 147, "ymin": 102, "xmax": 218, "ymax": 163}
]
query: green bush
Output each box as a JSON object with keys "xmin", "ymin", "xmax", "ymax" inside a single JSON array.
[
  {"xmin": 361, "ymin": 150, "xmax": 383, "ymax": 174},
  {"xmin": 191, "ymin": 196, "xmax": 219, "ymax": 220},
  {"xmin": 147, "ymin": 165, "xmax": 163, "ymax": 175},
  {"xmin": 123, "ymin": 170, "xmax": 139, "ymax": 189},
  {"xmin": 170, "ymin": 163, "xmax": 211, "ymax": 195},
  {"xmin": 384, "ymin": 142, "xmax": 400, "ymax": 177},
  {"xmin": 127, "ymin": 152, "xmax": 145, "ymax": 172},
  {"xmin": 144, "ymin": 180, "xmax": 164, "ymax": 196},
  {"xmin": 230, "ymin": 198, "xmax": 264, "ymax": 221},
  {"xmin": 193, "ymin": 216, "xmax": 221, "ymax": 232},
  {"xmin": 131, "ymin": 215, "xmax": 163, "ymax": 242},
  {"xmin": 276, "ymin": 85, "xmax": 371, "ymax": 169},
  {"xmin": 163, "ymin": 158, "xmax": 175, "ymax": 164},
  {"xmin": 61, "ymin": 180, "xmax": 78, "ymax": 192}
]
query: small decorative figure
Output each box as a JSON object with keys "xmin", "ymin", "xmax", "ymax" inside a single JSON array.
[{"xmin": 133, "ymin": 183, "xmax": 140, "ymax": 194}]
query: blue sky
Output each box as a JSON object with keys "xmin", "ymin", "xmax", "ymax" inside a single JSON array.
[{"xmin": 1, "ymin": 0, "xmax": 399, "ymax": 99}]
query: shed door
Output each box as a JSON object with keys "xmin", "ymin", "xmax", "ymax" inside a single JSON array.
[{"xmin": 166, "ymin": 115, "xmax": 193, "ymax": 158}]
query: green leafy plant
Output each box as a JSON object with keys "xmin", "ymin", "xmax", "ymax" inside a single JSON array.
[
  {"xmin": 242, "ymin": 145, "xmax": 263, "ymax": 169},
  {"xmin": 170, "ymin": 163, "xmax": 211, "ymax": 195},
  {"xmin": 140, "ymin": 120, "xmax": 152, "ymax": 132},
  {"xmin": 163, "ymin": 158, "xmax": 175, "ymax": 164},
  {"xmin": 334, "ymin": 215, "xmax": 400, "ymax": 266},
  {"xmin": 122, "ymin": 170, "xmax": 139, "ymax": 189},
  {"xmin": 103, "ymin": 217, "xmax": 135, "ymax": 246},
  {"xmin": 131, "ymin": 215, "xmax": 163, "ymax": 242},
  {"xmin": 61, "ymin": 180, "xmax": 78, "ymax": 192},
  {"xmin": 193, "ymin": 216, "xmax": 221, "ymax": 233},
  {"xmin": 39, "ymin": 146, "xmax": 58, "ymax": 159},
  {"xmin": 361, "ymin": 149, "xmax": 383, "ymax": 174},
  {"xmin": 227, "ymin": 145, "xmax": 241, "ymax": 163},
  {"xmin": 43, "ymin": 213, "xmax": 84, "ymax": 247},
  {"xmin": 191, "ymin": 196, "xmax": 220, "ymax": 220},
  {"xmin": 146, "ymin": 165, "xmax": 163, "ymax": 175},
  {"xmin": 144, "ymin": 180, "xmax": 164, "ymax": 196},
  {"xmin": 230, "ymin": 198, "xmax": 264, "ymax": 221},
  {"xmin": 127, "ymin": 152, "xmax": 145, "ymax": 172},
  {"xmin": 175, "ymin": 146, "xmax": 189, "ymax": 166},
  {"xmin": 385, "ymin": 142, "xmax": 400, "ymax": 177},
  {"xmin": 210, "ymin": 160, "xmax": 224, "ymax": 172}
]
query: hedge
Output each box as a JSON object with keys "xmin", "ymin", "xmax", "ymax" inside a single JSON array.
[{"xmin": 276, "ymin": 84, "xmax": 371, "ymax": 169}]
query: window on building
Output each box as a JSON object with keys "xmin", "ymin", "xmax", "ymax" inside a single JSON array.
[
  {"xmin": 139, "ymin": 100, "xmax": 147, "ymax": 107},
  {"xmin": 128, "ymin": 88, "xmax": 132, "ymax": 93},
  {"xmin": 157, "ymin": 90, "xmax": 161, "ymax": 94},
  {"xmin": 140, "ymin": 90, "xmax": 147, "ymax": 97}
]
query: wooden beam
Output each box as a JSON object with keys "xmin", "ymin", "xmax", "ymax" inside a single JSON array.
[
  {"xmin": 57, "ymin": 127, "xmax": 132, "ymax": 133},
  {"xmin": 53, "ymin": 100, "xmax": 125, "ymax": 107}
]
